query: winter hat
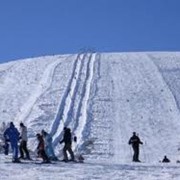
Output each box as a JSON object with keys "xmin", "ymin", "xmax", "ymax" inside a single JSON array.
[
  {"xmin": 36, "ymin": 133, "xmax": 41, "ymax": 137},
  {"xmin": 10, "ymin": 122, "xmax": 14, "ymax": 127},
  {"xmin": 41, "ymin": 129, "xmax": 47, "ymax": 135}
]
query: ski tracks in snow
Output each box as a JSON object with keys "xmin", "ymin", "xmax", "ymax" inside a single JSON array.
[
  {"xmin": 14, "ymin": 56, "xmax": 68, "ymax": 126},
  {"xmin": 51, "ymin": 53, "xmax": 96, "ymax": 151}
]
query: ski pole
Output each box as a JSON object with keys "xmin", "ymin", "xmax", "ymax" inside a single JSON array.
[{"xmin": 141, "ymin": 142, "xmax": 147, "ymax": 163}]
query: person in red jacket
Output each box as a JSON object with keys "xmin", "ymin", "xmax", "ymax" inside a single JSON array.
[{"xmin": 36, "ymin": 133, "xmax": 50, "ymax": 163}]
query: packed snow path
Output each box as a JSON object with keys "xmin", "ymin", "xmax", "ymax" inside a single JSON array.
[
  {"xmin": 50, "ymin": 52, "xmax": 96, "ymax": 151},
  {"xmin": 1, "ymin": 154, "xmax": 180, "ymax": 180},
  {"xmin": 1, "ymin": 52, "xmax": 180, "ymax": 166}
]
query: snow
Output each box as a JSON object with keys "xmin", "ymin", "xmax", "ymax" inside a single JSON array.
[{"xmin": 1, "ymin": 52, "xmax": 180, "ymax": 179}]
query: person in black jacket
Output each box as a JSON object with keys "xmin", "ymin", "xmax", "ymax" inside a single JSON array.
[
  {"xmin": 162, "ymin": 155, "xmax": 170, "ymax": 163},
  {"xmin": 60, "ymin": 127, "xmax": 74, "ymax": 162},
  {"xmin": 128, "ymin": 132, "xmax": 143, "ymax": 162}
]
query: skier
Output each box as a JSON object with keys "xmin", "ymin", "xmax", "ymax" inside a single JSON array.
[
  {"xmin": 0, "ymin": 122, "xmax": 7, "ymax": 137},
  {"xmin": 4, "ymin": 122, "xmax": 20, "ymax": 162},
  {"xmin": 162, "ymin": 155, "xmax": 170, "ymax": 163},
  {"xmin": 36, "ymin": 133, "xmax": 50, "ymax": 163},
  {"xmin": 60, "ymin": 127, "xmax": 75, "ymax": 162},
  {"xmin": 1, "ymin": 122, "xmax": 9, "ymax": 155},
  {"xmin": 19, "ymin": 122, "xmax": 30, "ymax": 160},
  {"xmin": 128, "ymin": 132, "xmax": 143, "ymax": 162},
  {"xmin": 41, "ymin": 130, "xmax": 57, "ymax": 160}
]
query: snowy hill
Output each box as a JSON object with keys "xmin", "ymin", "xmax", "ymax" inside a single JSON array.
[{"xmin": 1, "ymin": 52, "xmax": 180, "ymax": 179}]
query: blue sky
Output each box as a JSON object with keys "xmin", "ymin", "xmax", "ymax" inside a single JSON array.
[{"xmin": 0, "ymin": 0, "xmax": 180, "ymax": 63}]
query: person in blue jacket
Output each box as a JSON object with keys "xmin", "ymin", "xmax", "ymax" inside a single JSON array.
[
  {"xmin": 42, "ymin": 130, "xmax": 57, "ymax": 161},
  {"xmin": 4, "ymin": 122, "xmax": 20, "ymax": 162}
]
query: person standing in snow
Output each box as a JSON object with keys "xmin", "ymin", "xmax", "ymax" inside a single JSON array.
[
  {"xmin": 4, "ymin": 122, "xmax": 20, "ymax": 162},
  {"xmin": 128, "ymin": 132, "xmax": 143, "ymax": 162},
  {"xmin": 36, "ymin": 133, "xmax": 50, "ymax": 163},
  {"xmin": 41, "ymin": 130, "xmax": 57, "ymax": 160},
  {"xmin": 19, "ymin": 122, "xmax": 30, "ymax": 160},
  {"xmin": 0, "ymin": 122, "xmax": 9, "ymax": 155},
  {"xmin": 0, "ymin": 122, "xmax": 7, "ymax": 136},
  {"xmin": 60, "ymin": 127, "xmax": 75, "ymax": 162}
]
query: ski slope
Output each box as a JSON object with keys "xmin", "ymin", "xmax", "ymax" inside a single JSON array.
[{"xmin": 1, "ymin": 52, "xmax": 180, "ymax": 179}]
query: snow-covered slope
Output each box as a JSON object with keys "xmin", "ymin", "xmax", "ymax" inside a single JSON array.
[{"xmin": 1, "ymin": 52, "xmax": 180, "ymax": 179}]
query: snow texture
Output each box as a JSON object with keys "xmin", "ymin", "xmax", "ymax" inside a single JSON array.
[{"xmin": 1, "ymin": 52, "xmax": 180, "ymax": 179}]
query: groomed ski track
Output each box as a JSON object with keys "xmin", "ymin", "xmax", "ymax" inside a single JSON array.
[{"xmin": 50, "ymin": 52, "xmax": 97, "ymax": 151}]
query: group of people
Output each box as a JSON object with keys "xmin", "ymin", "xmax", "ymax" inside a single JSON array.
[
  {"xmin": 2, "ymin": 122, "xmax": 75, "ymax": 163},
  {"xmin": 3, "ymin": 122, "xmax": 30, "ymax": 162},
  {"xmin": 128, "ymin": 132, "xmax": 170, "ymax": 163},
  {"xmin": 36, "ymin": 127, "xmax": 75, "ymax": 163},
  {"xmin": 2, "ymin": 121, "xmax": 171, "ymax": 163}
]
